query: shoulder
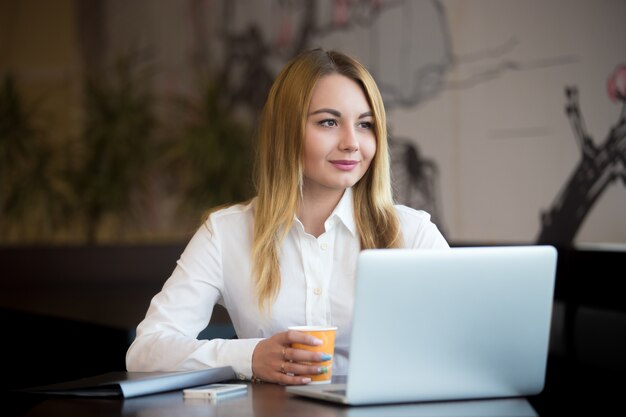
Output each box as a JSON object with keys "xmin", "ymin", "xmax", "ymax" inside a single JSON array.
[
  {"xmin": 394, "ymin": 204, "xmax": 434, "ymax": 223},
  {"xmin": 209, "ymin": 200, "xmax": 254, "ymax": 222},
  {"xmin": 200, "ymin": 200, "xmax": 255, "ymax": 238},
  {"xmin": 185, "ymin": 200, "xmax": 255, "ymax": 258},
  {"xmin": 393, "ymin": 204, "xmax": 449, "ymax": 249},
  {"xmin": 393, "ymin": 204, "xmax": 437, "ymax": 234}
]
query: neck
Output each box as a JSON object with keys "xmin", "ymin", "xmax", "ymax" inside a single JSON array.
[{"xmin": 298, "ymin": 187, "xmax": 346, "ymax": 238}]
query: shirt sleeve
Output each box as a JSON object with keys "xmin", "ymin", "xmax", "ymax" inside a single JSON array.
[{"xmin": 125, "ymin": 218, "xmax": 263, "ymax": 379}]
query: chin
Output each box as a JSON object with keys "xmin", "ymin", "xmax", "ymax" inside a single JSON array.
[{"xmin": 333, "ymin": 180, "xmax": 359, "ymax": 189}]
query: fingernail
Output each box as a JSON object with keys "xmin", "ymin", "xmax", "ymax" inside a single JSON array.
[
  {"xmin": 320, "ymin": 353, "xmax": 332, "ymax": 361},
  {"xmin": 311, "ymin": 337, "xmax": 323, "ymax": 345},
  {"xmin": 319, "ymin": 366, "xmax": 328, "ymax": 374},
  {"xmin": 302, "ymin": 377, "xmax": 312, "ymax": 384}
]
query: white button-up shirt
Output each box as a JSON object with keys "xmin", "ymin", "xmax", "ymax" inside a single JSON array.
[{"xmin": 126, "ymin": 188, "xmax": 449, "ymax": 379}]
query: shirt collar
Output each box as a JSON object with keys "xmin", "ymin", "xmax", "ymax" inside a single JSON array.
[{"xmin": 325, "ymin": 188, "xmax": 356, "ymax": 236}]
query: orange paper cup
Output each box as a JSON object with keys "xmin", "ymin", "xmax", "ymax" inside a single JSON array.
[{"xmin": 288, "ymin": 325, "xmax": 338, "ymax": 384}]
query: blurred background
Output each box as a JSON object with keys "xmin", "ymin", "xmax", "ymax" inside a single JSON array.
[
  {"xmin": 1, "ymin": 0, "xmax": 624, "ymax": 246},
  {"xmin": 1, "ymin": 1, "xmax": 625, "ymax": 414}
]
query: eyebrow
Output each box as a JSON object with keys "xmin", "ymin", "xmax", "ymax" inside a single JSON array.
[{"xmin": 308, "ymin": 108, "xmax": 373, "ymax": 119}]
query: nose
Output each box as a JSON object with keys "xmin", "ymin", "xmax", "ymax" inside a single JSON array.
[{"xmin": 339, "ymin": 126, "xmax": 359, "ymax": 152}]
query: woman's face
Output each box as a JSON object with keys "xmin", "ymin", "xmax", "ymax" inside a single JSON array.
[{"xmin": 303, "ymin": 73, "xmax": 377, "ymax": 197}]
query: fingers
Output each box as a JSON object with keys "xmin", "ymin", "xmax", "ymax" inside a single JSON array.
[
  {"xmin": 251, "ymin": 331, "xmax": 333, "ymax": 385},
  {"xmin": 285, "ymin": 329, "xmax": 323, "ymax": 347},
  {"xmin": 283, "ymin": 330, "xmax": 327, "ymax": 361},
  {"xmin": 277, "ymin": 373, "xmax": 312, "ymax": 385},
  {"xmin": 283, "ymin": 330, "xmax": 332, "ymax": 364},
  {"xmin": 280, "ymin": 359, "xmax": 330, "ymax": 378},
  {"xmin": 283, "ymin": 346, "xmax": 331, "ymax": 363},
  {"xmin": 279, "ymin": 346, "xmax": 330, "ymax": 382},
  {"xmin": 276, "ymin": 359, "xmax": 329, "ymax": 386}
]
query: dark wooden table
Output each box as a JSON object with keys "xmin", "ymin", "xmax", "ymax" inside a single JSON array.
[{"xmin": 6, "ymin": 381, "xmax": 539, "ymax": 417}]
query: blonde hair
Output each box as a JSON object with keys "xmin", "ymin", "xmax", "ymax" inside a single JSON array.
[{"xmin": 252, "ymin": 49, "xmax": 401, "ymax": 311}]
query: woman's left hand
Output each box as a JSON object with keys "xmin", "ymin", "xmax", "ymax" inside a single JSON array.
[{"xmin": 251, "ymin": 330, "xmax": 329, "ymax": 384}]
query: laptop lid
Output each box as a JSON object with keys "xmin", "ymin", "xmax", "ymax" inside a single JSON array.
[
  {"xmin": 340, "ymin": 245, "xmax": 557, "ymax": 405},
  {"xmin": 287, "ymin": 246, "xmax": 557, "ymax": 405}
]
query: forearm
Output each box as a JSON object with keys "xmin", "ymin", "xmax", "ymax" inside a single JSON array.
[{"xmin": 126, "ymin": 331, "xmax": 263, "ymax": 379}]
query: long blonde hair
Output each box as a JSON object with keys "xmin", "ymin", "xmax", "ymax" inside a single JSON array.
[{"xmin": 253, "ymin": 49, "xmax": 401, "ymax": 311}]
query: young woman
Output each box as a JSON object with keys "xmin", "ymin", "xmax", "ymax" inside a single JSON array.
[{"xmin": 126, "ymin": 48, "xmax": 448, "ymax": 385}]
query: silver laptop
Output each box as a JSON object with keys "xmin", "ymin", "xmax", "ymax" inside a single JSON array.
[{"xmin": 287, "ymin": 245, "xmax": 557, "ymax": 406}]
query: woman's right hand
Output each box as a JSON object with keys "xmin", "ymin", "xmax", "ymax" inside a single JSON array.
[{"xmin": 251, "ymin": 330, "xmax": 331, "ymax": 385}]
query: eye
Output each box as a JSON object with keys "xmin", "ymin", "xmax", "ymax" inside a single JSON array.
[
  {"xmin": 318, "ymin": 119, "xmax": 338, "ymax": 127},
  {"xmin": 358, "ymin": 121, "xmax": 373, "ymax": 129}
]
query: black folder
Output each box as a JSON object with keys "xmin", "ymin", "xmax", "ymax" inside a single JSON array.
[{"xmin": 21, "ymin": 366, "xmax": 236, "ymax": 398}]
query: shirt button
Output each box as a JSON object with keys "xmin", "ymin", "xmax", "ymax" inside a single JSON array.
[
  {"xmin": 313, "ymin": 287, "xmax": 322, "ymax": 295},
  {"xmin": 320, "ymin": 243, "xmax": 328, "ymax": 250}
]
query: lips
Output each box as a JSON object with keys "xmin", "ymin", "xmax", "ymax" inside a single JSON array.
[{"xmin": 330, "ymin": 160, "xmax": 359, "ymax": 171}]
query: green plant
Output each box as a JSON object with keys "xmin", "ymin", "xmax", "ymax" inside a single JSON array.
[
  {"xmin": 0, "ymin": 74, "xmax": 73, "ymax": 242},
  {"xmin": 163, "ymin": 74, "xmax": 254, "ymax": 217},
  {"xmin": 1, "ymin": 58, "xmax": 254, "ymax": 244},
  {"xmin": 72, "ymin": 55, "xmax": 156, "ymax": 242}
]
